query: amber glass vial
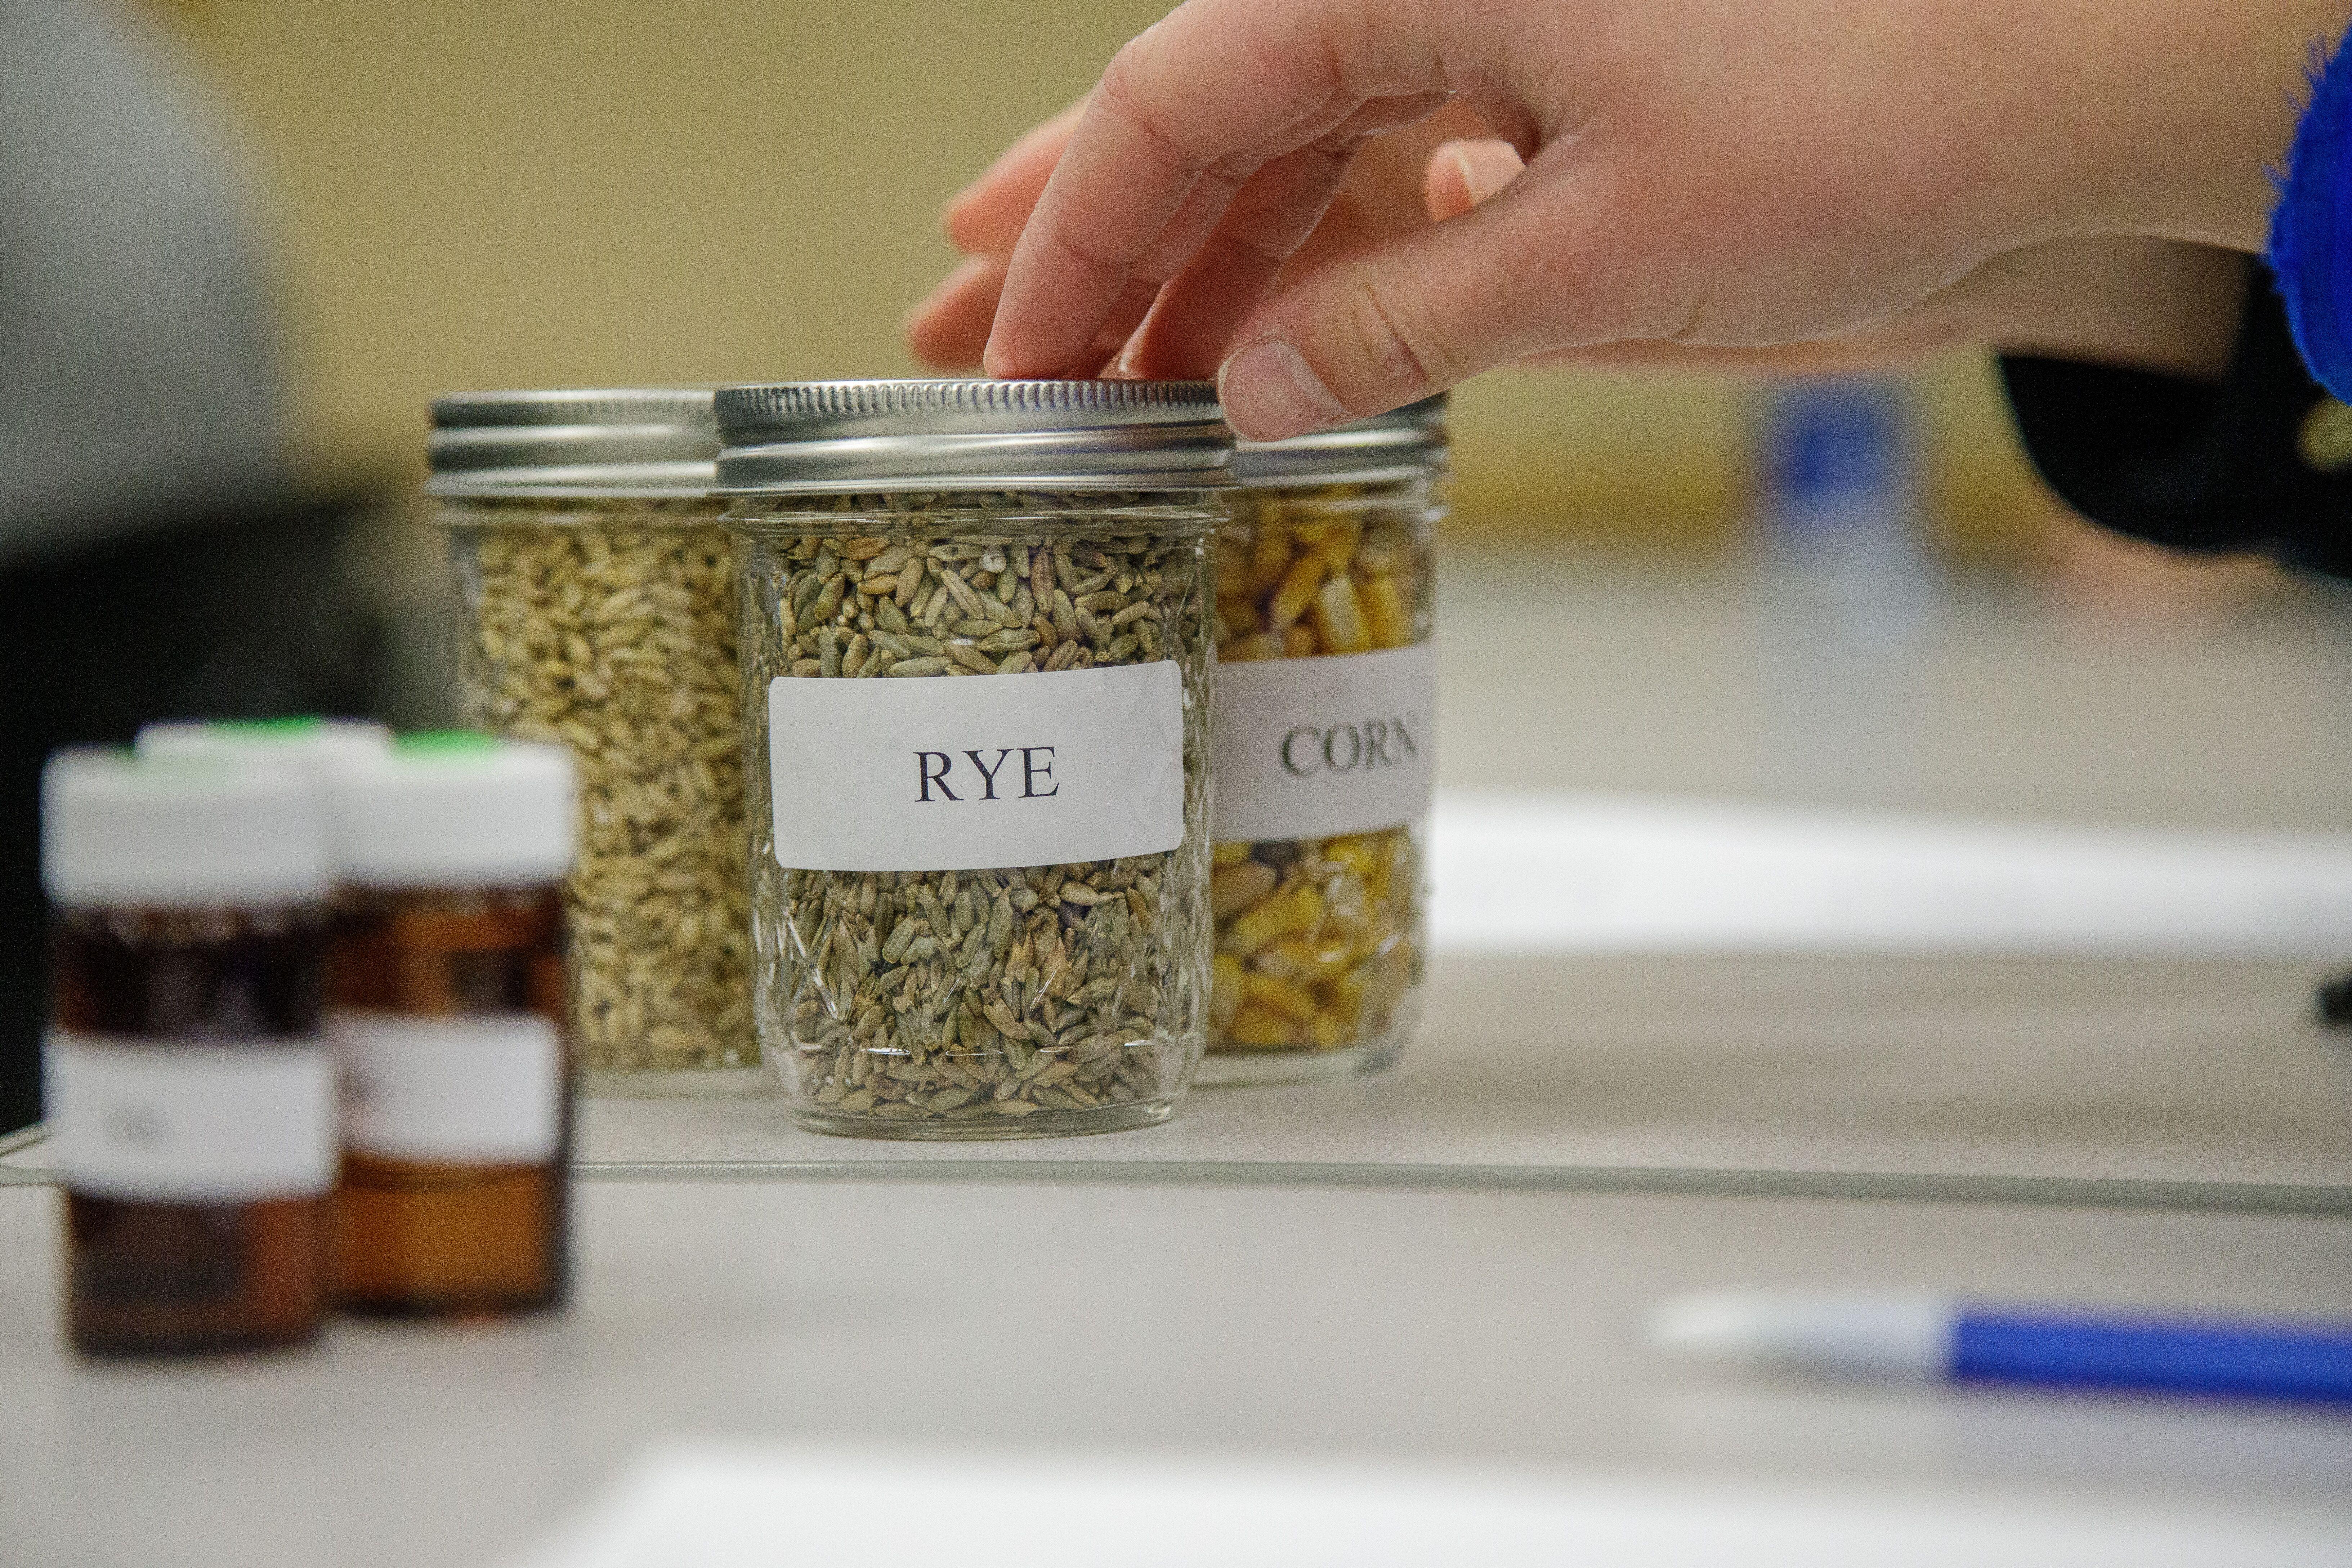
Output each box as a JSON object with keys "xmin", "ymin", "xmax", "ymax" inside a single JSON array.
[
  {"xmin": 42, "ymin": 752, "xmax": 339, "ymax": 1356},
  {"xmin": 324, "ymin": 736, "xmax": 576, "ymax": 1315}
]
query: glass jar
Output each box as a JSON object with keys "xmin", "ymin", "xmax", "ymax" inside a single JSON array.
[
  {"xmin": 42, "ymin": 750, "xmax": 337, "ymax": 1356},
  {"xmin": 429, "ymin": 389, "xmax": 759, "ymax": 1093},
  {"xmin": 1197, "ymin": 398, "xmax": 1446, "ymax": 1085},
  {"xmin": 716, "ymin": 380, "xmax": 1233, "ymax": 1139},
  {"xmin": 322, "ymin": 734, "xmax": 574, "ymax": 1316}
]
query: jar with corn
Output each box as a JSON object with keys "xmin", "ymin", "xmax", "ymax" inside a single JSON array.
[{"xmin": 1200, "ymin": 398, "xmax": 1444, "ymax": 1084}]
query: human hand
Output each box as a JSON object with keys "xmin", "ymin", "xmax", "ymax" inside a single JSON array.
[
  {"xmin": 913, "ymin": 0, "xmax": 2341, "ymax": 437},
  {"xmin": 914, "ymin": 107, "xmax": 2247, "ymax": 389},
  {"xmin": 908, "ymin": 97, "xmax": 1502, "ymax": 376},
  {"xmin": 1424, "ymin": 140, "xmax": 2250, "ymax": 381}
]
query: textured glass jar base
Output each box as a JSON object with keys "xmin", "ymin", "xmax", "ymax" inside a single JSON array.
[
  {"xmin": 583, "ymin": 1064, "xmax": 775, "ymax": 1098},
  {"xmin": 791, "ymin": 1095, "xmax": 1177, "ymax": 1141},
  {"xmin": 1194, "ymin": 1023, "xmax": 1410, "ymax": 1087}
]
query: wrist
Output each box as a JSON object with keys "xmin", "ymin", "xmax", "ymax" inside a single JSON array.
[
  {"xmin": 1976, "ymin": 239, "xmax": 2248, "ymax": 378},
  {"xmin": 2053, "ymin": 0, "xmax": 2352, "ymax": 250}
]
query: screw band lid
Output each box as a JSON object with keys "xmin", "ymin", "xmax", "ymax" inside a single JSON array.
[
  {"xmin": 428, "ymin": 388, "xmax": 719, "ymax": 499},
  {"xmin": 1233, "ymin": 395, "xmax": 1449, "ymax": 489},
  {"xmin": 714, "ymin": 379, "xmax": 1236, "ymax": 495}
]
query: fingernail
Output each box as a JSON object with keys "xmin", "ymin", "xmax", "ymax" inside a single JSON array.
[
  {"xmin": 1444, "ymin": 146, "xmax": 1488, "ymax": 205},
  {"xmin": 1219, "ymin": 338, "xmax": 1347, "ymax": 442}
]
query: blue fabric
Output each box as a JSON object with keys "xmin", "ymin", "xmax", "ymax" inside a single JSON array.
[{"xmin": 2270, "ymin": 28, "xmax": 2352, "ymax": 403}]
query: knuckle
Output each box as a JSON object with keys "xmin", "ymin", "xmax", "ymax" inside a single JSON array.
[
  {"xmin": 1208, "ymin": 223, "xmax": 1291, "ymax": 282},
  {"xmin": 1336, "ymin": 274, "xmax": 1456, "ymax": 396},
  {"xmin": 1095, "ymin": 45, "xmax": 1205, "ymax": 179}
]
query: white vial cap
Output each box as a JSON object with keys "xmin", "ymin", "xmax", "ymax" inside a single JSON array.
[
  {"xmin": 43, "ymin": 749, "xmax": 333, "ymax": 907},
  {"xmin": 137, "ymin": 717, "xmax": 394, "ymax": 775},
  {"xmin": 324, "ymin": 733, "xmax": 576, "ymax": 888}
]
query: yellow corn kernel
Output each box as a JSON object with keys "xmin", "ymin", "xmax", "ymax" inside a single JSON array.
[
  {"xmin": 1266, "ymin": 554, "xmax": 1324, "ymax": 632},
  {"xmin": 1285, "ymin": 521, "xmax": 1332, "ymax": 546},
  {"xmin": 1283, "ymin": 624, "xmax": 1318, "ymax": 657},
  {"xmin": 1247, "ymin": 529, "xmax": 1292, "ymax": 596},
  {"xmin": 1216, "ymin": 543, "xmax": 1250, "ymax": 598},
  {"xmin": 1336, "ymin": 968, "xmax": 1373, "ymax": 1029},
  {"xmin": 1309, "ymin": 1010, "xmax": 1348, "ymax": 1049},
  {"xmin": 1375, "ymin": 832, "xmax": 1414, "ymax": 906},
  {"xmin": 1218, "ymin": 595, "xmax": 1262, "ymax": 637},
  {"xmin": 1309, "ymin": 575, "xmax": 1371, "ymax": 653},
  {"xmin": 1211, "ymin": 861, "xmax": 1278, "ymax": 919},
  {"xmin": 1361, "ymin": 575, "xmax": 1412, "ymax": 648},
  {"xmin": 1355, "ymin": 535, "xmax": 1409, "ymax": 578},
  {"xmin": 1224, "ymin": 882, "xmax": 1323, "ymax": 956},
  {"xmin": 1252, "ymin": 939, "xmax": 1303, "ymax": 981},
  {"xmin": 1316, "ymin": 519, "xmax": 1364, "ymax": 569},
  {"xmin": 1244, "ymin": 971, "xmax": 1319, "ymax": 1024},
  {"xmin": 1223, "ymin": 632, "xmax": 1284, "ymax": 661},
  {"xmin": 1212, "ymin": 840, "xmax": 1253, "ymax": 868},
  {"xmin": 1226, "ymin": 1004, "xmax": 1299, "ymax": 1048},
  {"xmin": 1266, "ymin": 935, "xmax": 1355, "ymax": 985},
  {"xmin": 1327, "ymin": 968, "xmax": 1368, "ymax": 1028},
  {"xmin": 1323, "ymin": 834, "xmax": 1383, "ymax": 881},
  {"xmin": 1211, "ymin": 953, "xmax": 1247, "ymax": 1030}
]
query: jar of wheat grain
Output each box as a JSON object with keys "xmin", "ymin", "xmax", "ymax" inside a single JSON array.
[
  {"xmin": 1197, "ymin": 397, "xmax": 1445, "ymax": 1086},
  {"xmin": 717, "ymin": 380, "xmax": 1232, "ymax": 1139},
  {"xmin": 429, "ymin": 389, "xmax": 758, "ymax": 1093}
]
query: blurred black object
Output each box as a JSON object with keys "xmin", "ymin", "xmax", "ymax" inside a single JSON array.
[
  {"xmin": 2315, "ymin": 970, "xmax": 2352, "ymax": 1028},
  {"xmin": 2001, "ymin": 262, "xmax": 2352, "ymax": 580},
  {"xmin": 0, "ymin": 486, "xmax": 390, "ymax": 1135}
]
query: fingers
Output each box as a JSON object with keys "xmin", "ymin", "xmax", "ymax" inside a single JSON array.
[
  {"xmin": 1115, "ymin": 139, "xmax": 1363, "ymax": 379},
  {"xmin": 984, "ymin": 0, "xmax": 1469, "ymax": 380},
  {"xmin": 1219, "ymin": 172, "xmax": 1597, "ymax": 439},
  {"xmin": 1422, "ymin": 138, "xmax": 1525, "ymax": 222},
  {"xmin": 904, "ymin": 254, "xmax": 1009, "ymax": 371},
  {"xmin": 942, "ymin": 99, "xmax": 1086, "ymax": 257}
]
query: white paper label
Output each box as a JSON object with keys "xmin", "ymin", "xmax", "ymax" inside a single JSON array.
[
  {"xmin": 768, "ymin": 662, "xmax": 1186, "ymax": 872},
  {"xmin": 45, "ymin": 1033, "xmax": 337, "ymax": 1202},
  {"xmin": 1212, "ymin": 643, "xmax": 1438, "ymax": 844},
  {"xmin": 333, "ymin": 1012, "xmax": 564, "ymax": 1165}
]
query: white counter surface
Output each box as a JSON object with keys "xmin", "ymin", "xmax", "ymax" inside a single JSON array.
[
  {"xmin": 5, "ymin": 1178, "xmax": 2350, "ymax": 1568},
  {"xmin": 5, "ymin": 953, "xmax": 2351, "ymax": 1567}
]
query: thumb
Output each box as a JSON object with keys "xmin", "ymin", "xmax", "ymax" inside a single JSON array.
[
  {"xmin": 1218, "ymin": 174, "xmax": 1604, "ymax": 441},
  {"xmin": 1423, "ymin": 138, "xmax": 1525, "ymax": 222}
]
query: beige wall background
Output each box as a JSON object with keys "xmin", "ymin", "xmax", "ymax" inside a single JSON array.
[{"xmin": 157, "ymin": 0, "xmax": 2044, "ymax": 551}]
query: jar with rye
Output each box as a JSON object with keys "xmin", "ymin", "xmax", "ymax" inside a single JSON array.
[{"xmin": 717, "ymin": 380, "xmax": 1232, "ymax": 1138}]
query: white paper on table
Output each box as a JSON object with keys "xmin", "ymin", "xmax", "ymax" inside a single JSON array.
[
  {"xmin": 1430, "ymin": 790, "xmax": 2352, "ymax": 959},
  {"xmin": 501, "ymin": 1442, "xmax": 2352, "ymax": 1568}
]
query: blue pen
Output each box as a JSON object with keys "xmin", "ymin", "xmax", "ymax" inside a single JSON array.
[{"xmin": 1647, "ymin": 1290, "xmax": 2352, "ymax": 1405}]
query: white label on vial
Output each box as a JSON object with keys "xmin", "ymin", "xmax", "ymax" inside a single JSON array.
[
  {"xmin": 333, "ymin": 1013, "xmax": 563, "ymax": 1165},
  {"xmin": 767, "ymin": 662, "xmax": 1186, "ymax": 872},
  {"xmin": 44, "ymin": 1033, "xmax": 336, "ymax": 1202},
  {"xmin": 1212, "ymin": 643, "xmax": 1438, "ymax": 844}
]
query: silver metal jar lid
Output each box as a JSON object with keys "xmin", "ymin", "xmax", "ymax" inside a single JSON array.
[
  {"xmin": 1233, "ymin": 394, "xmax": 1449, "ymax": 488},
  {"xmin": 713, "ymin": 379, "xmax": 1236, "ymax": 495},
  {"xmin": 426, "ymin": 388, "xmax": 719, "ymax": 499}
]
